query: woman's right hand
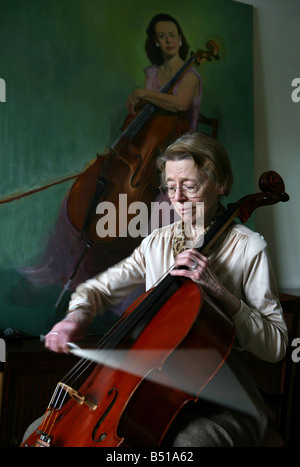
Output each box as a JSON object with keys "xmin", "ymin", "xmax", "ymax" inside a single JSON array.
[{"xmin": 44, "ymin": 319, "xmax": 87, "ymax": 354}]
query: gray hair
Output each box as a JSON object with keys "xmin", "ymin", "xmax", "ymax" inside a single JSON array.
[{"xmin": 157, "ymin": 131, "xmax": 233, "ymax": 196}]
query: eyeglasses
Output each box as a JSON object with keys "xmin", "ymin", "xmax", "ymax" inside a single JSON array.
[{"xmin": 159, "ymin": 184, "xmax": 201, "ymax": 198}]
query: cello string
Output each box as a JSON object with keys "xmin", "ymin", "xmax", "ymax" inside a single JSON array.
[
  {"xmin": 40, "ymin": 382, "xmax": 69, "ymax": 426},
  {"xmin": 124, "ymin": 104, "xmax": 156, "ymax": 139}
]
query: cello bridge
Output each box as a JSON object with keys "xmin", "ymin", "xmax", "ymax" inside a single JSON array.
[{"xmin": 58, "ymin": 382, "xmax": 97, "ymax": 412}]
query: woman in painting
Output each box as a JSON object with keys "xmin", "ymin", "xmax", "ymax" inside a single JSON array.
[{"xmin": 127, "ymin": 13, "xmax": 202, "ymax": 130}]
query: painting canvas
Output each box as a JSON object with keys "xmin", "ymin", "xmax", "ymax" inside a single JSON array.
[{"xmin": 0, "ymin": 0, "xmax": 253, "ymax": 335}]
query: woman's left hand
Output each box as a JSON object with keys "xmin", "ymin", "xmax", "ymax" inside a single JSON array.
[
  {"xmin": 169, "ymin": 248, "xmax": 241, "ymax": 316},
  {"xmin": 170, "ymin": 248, "xmax": 224, "ymax": 295}
]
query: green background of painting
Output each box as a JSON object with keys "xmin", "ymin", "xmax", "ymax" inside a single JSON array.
[{"xmin": 0, "ymin": 0, "xmax": 253, "ymax": 335}]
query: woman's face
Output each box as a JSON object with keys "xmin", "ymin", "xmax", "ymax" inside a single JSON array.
[
  {"xmin": 165, "ymin": 159, "xmax": 224, "ymax": 226},
  {"xmin": 154, "ymin": 21, "xmax": 181, "ymax": 58}
]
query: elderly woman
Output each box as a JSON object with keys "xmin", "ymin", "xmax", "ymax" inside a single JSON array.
[{"xmin": 43, "ymin": 132, "xmax": 288, "ymax": 447}]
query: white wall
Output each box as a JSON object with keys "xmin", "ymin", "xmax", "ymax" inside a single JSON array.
[{"xmin": 233, "ymin": 0, "xmax": 300, "ymax": 290}]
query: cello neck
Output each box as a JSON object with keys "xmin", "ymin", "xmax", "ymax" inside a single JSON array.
[{"xmin": 159, "ymin": 55, "xmax": 197, "ymax": 94}]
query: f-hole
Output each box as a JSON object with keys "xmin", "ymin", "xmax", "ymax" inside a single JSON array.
[{"xmin": 92, "ymin": 387, "xmax": 118, "ymax": 442}]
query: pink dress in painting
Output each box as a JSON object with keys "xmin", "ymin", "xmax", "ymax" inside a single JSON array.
[{"xmin": 144, "ymin": 64, "xmax": 202, "ymax": 130}]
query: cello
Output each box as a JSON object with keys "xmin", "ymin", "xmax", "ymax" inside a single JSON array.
[{"xmin": 22, "ymin": 170, "xmax": 289, "ymax": 447}]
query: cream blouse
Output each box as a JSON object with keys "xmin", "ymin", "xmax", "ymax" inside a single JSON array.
[{"xmin": 69, "ymin": 222, "xmax": 288, "ymax": 363}]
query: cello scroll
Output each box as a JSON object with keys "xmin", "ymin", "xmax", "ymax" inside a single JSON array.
[
  {"xmin": 191, "ymin": 40, "xmax": 220, "ymax": 66},
  {"xmin": 236, "ymin": 171, "xmax": 289, "ymax": 224}
]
